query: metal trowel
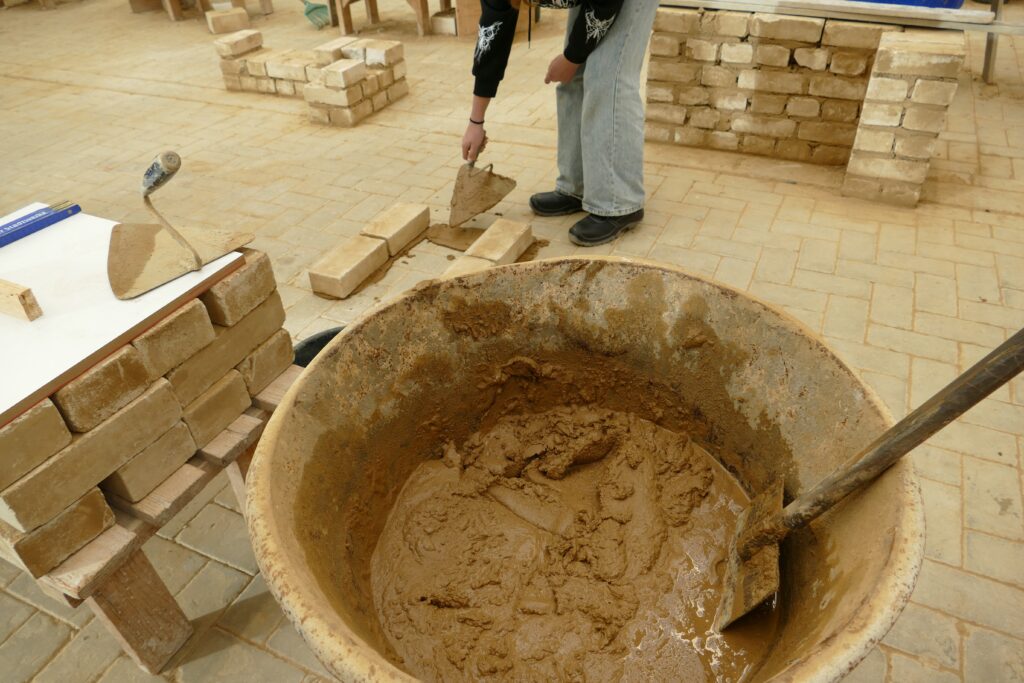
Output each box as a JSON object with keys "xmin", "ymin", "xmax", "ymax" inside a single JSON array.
[
  {"xmin": 448, "ymin": 161, "xmax": 517, "ymax": 228},
  {"xmin": 108, "ymin": 152, "xmax": 253, "ymax": 300}
]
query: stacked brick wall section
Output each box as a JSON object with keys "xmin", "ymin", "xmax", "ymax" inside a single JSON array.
[
  {"xmin": 645, "ymin": 8, "xmax": 901, "ymax": 165},
  {"xmin": 215, "ymin": 31, "xmax": 408, "ymax": 127},
  {"xmin": 842, "ymin": 30, "xmax": 965, "ymax": 206},
  {"xmin": 0, "ymin": 250, "xmax": 291, "ymax": 579}
]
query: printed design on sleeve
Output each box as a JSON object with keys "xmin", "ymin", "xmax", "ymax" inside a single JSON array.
[
  {"xmin": 584, "ymin": 9, "xmax": 615, "ymax": 42},
  {"xmin": 475, "ymin": 21, "xmax": 503, "ymax": 63},
  {"xmin": 541, "ymin": 0, "xmax": 576, "ymax": 8}
]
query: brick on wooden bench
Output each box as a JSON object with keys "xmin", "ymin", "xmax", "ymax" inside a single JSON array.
[
  {"xmin": 132, "ymin": 299, "xmax": 215, "ymax": 380},
  {"xmin": 253, "ymin": 364, "xmax": 303, "ymax": 412},
  {"xmin": 182, "ymin": 370, "xmax": 251, "ymax": 449},
  {"xmin": 198, "ymin": 411, "xmax": 265, "ymax": 467},
  {"xmin": 102, "ymin": 422, "xmax": 196, "ymax": 503},
  {"xmin": 200, "ymin": 250, "xmax": 277, "ymax": 327},
  {"xmin": 236, "ymin": 329, "xmax": 294, "ymax": 396},
  {"xmin": 52, "ymin": 346, "xmax": 151, "ymax": 432},
  {"xmin": 0, "ymin": 398, "xmax": 70, "ymax": 491}
]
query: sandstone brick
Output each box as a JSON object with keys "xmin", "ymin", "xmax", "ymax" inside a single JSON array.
[
  {"xmin": 361, "ymin": 203, "xmax": 430, "ymax": 255},
  {"xmin": 321, "ymin": 59, "xmax": 366, "ymax": 89},
  {"xmin": 329, "ymin": 99, "xmax": 374, "ymax": 126},
  {"xmin": 731, "ymin": 114, "xmax": 795, "ymax": 138},
  {"xmin": 645, "ymin": 123, "xmax": 673, "ymax": 142},
  {"xmin": 375, "ymin": 66, "xmax": 395, "ymax": 88},
  {"xmin": 0, "ymin": 489, "xmax": 112, "ymax": 577},
  {"xmin": 236, "ymin": 329, "xmax": 293, "ymax": 396},
  {"xmin": 244, "ymin": 49, "xmax": 277, "ymax": 77},
  {"xmin": 701, "ymin": 65, "xmax": 738, "ymax": 87},
  {"xmin": 911, "ymin": 78, "xmax": 957, "ymax": 105},
  {"xmin": 777, "ymin": 139, "xmax": 812, "ymax": 161},
  {"xmin": 364, "ymin": 40, "xmax": 403, "ymax": 66},
  {"xmin": 388, "ymin": 79, "xmax": 409, "ymax": 103},
  {"xmin": 133, "ymin": 301, "xmax": 215, "ymax": 381},
  {"xmin": 706, "ymin": 131, "xmax": 740, "ymax": 151},
  {"xmin": 650, "ymin": 34, "xmax": 680, "ymax": 57},
  {"xmin": 861, "ymin": 102, "xmax": 904, "ymax": 126},
  {"xmin": 255, "ymin": 77, "xmax": 275, "ymax": 94},
  {"xmin": 393, "ymin": 60, "xmax": 407, "ymax": 80},
  {"xmin": 362, "ymin": 73, "xmax": 381, "ymax": 96},
  {"xmin": 339, "ymin": 38, "xmax": 374, "ymax": 60},
  {"xmin": 875, "ymin": 36, "xmax": 963, "ymax": 78},
  {"xmin": 206, "ymin": 7, "xmax": 249, "ymax": 34},
  {"xmin": 675, "ymin": 127, "xmax": 707, "ymax": 146},
  {"xmin": 219, "ymin": 58, "xmax": 247, "ymax": 76},
  {"xmin": 794, "ymin": 47, "xmax": 829, "ymax": 71},
  {"xmin": 166, "ymin": 291, "xmax": 285, "ymax": 405},
  {"xmin": 710, "ymin": 91, "xmax": 748, "ymax": 112},
  {"xmin": 306, "ymin": 64, "xmax": 324, "ymax": 83},
  {"xmin": 442, "ymin": 256, "xmax": 493, "ymax": 279},
  {"xmin": 903, "ymin": 105, "xmax": 946, "ymax": 133},
  {"xmin": 787, "ymin": 96, "xmax": 820, "ymax": 118},
  {"xmin": 755, "ymin": 44, "xmax": 790, "ymax": 68},
  {"xmin": 371, "ymin": 90, "xmax": 389, "ymax": 110},
  {"xmin": 647, "ymin": 82, "xmax": 675, "ymax": 103},
  {"xmin": 830, "ymin": 51, "xmax": 868, "ymax": 76},
  {"xmin": 653, "ymin": 8, "xmax": 700, "ymax": 34},
  {"xmin": 798, "ymin": 121, "xmax": 857, "ymax": 145},
  {"xmin": 200, "ymin": 250, "xmax": 276, "ymax": 328},
  {"xmin": 304, "ymin": 83, "xmax": 363, "ymax": 107},
  {"xmin": 686, "ymin": 38, "xmax": 719, "ymax": 62},
  {"xmin": 309, "ymin": 236, "xmax": 388, "ymax": 299},
  {"xmin": 811, "ymin": 145, "xmax": 850, "ymax": 165},
  {"xmin": 266, "ymin": 52, "xmax": 313, "ymax": 82},
  {"xmin": 53, "ymin": 346, "xmax": 151, "ymax": 433},
  {"xmin": 711, "ymin": 11, "xmax": 750, "ymax": 37},
  {"xmin": 182, "ymin": 371, "xmax": 251, "ymax": 449},
  {"xmin": 647, "ymin": 103, "xmax": 687, "ymax": 125},
  {"xmin": 648, "ymin": 60, "xmax": 701, "ymax": 84},
  {"xmin": 275, "ymin": 79, "xmax": 295, "ymax": 96},
  {"xmin": 738, "ymin": 69, "xmax": 805, "ymax": 95},
  {"xmin": 0, "ymin": 400, "xmax": 71, "ymax": 491},
  {"xmin": 854, "ymin": 128, "xmax": 895, "ymax": 153},
  {"xmin": 102, "ymin": 422, "xmax": 195, "ymax": 503},
  {"xmin": 214, "ymin": 29, "xmax": 262, "ymax": 58},
  {"xmin": 750, "ymin": 93, "xmax": 787, "ymax": 114},
  {"xmin": 239, "ymin": 75, "xmax": 258, "ymax": 91},
  {"xmin": 308, "ymin": 105, "xmax": 331, "ymax": 125},
  {"xmin": 808, "ymin": 74, "xmax": 866, "ymax": 100},
  {"xmin": 677, "ymin": 86, "xmax": 710, "ymax": 105},
  {"xmin": 842, "ymin": 174, "xmax": 884, "ymax": 202},
  {"xmin": 223, "ymin": 75, "xmax": 242, "ymax": 91},
  {"xmin": 848, "ymin": 153, "xmax": 929, "ymax": 183},
  {"xmin": 0, "ymin": 380, "xmax": 180, "ymax": 532},
  {"xmin": 465, "ymin": 219, "xmax": 533, "ymax": 265},
  {"xmin": 720, "ymin": 42, "xmax": 753, "ymax": 64},
  {"xmin": 750, "ymin": 13, "xmax": 824, "ymax": 43},
  {"xmin": 822, "ymin": 99, "xmax": 859, "ymax": 122},
  {"xmin": 313, "ymin": 36, "xmax": 360, "ymax": 66},
  {"xmin": 894, "ymin": 133, "xmax": 937, "ymax": 159},
  {"xmin": 741, "ymin": 135, "xmax": 776, "ymax": 156},
  {"xmin": 689, "ymin": 107, "xmax": 721, "ymax": 129},
  {"xmin": 823, "ymin": 20, "xmax": 895, "ymax": 49}
]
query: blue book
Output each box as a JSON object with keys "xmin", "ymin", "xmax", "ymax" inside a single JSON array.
[{"xmin": 0, "ymin": 203, "xmax": 82, "ymax": 248}]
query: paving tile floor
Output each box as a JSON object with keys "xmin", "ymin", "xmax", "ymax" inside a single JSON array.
[{"xmin": 1, "ymin": 0, "xmax": 1023, "ymax": 680}]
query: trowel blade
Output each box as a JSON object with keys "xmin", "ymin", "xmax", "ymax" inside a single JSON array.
[
  {"xmin": 107, "ymin": 223, "xmax": 253, "ymax": 300},
  {"xmin": 448, "ymin": 163, "xmax": 516, "ymax": 228},
  {"xmin": 715, "ymin": 479, "xmax": 784, "ymax": 631}
]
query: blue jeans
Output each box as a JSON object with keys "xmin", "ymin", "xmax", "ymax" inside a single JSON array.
[{"xmin": 555, "ymin": 0, "xmax": 660, "ymax": 217}]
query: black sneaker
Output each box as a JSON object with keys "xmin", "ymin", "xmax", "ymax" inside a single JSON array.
[
  {"xmin": 529, "ymin": 191, "xmax": 584, "ymax": 217},
  {"xmin": 568, "ymin": 210, "xmax": 645, "ymax": 247}
]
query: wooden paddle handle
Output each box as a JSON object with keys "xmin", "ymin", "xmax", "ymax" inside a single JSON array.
[{"xmin": 739, "ymin": 326, "xmax": 1024, "ymax": 559}]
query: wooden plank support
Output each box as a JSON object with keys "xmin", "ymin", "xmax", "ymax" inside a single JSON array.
[
  {"xmin": 253, "ymin": 364, "xmax": 302, "ymax": 412},
  {"xmin": 108, "ymin": 458, "xmax": 219, "ymax": 527},
  {"xmin": 86, "ymin": 550, "xmax": 193, "ymax": 675},
  {"xmin": 41, "ymin": 524, "xmax": 143, "ymax": 600},
  {"xmin": 0, "ymin": 279, "xmax": 42, "ymax": 321},
  {"xmin": 198, "ymin": 411, "xmax": 265, "ymax": 467}
]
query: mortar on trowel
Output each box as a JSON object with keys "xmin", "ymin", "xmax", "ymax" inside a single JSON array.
[
  {"xmin": 245, "ymin": 258, "xmax": 924, "ymax": 682},
  {"xmin": 426, "ymin": 161, "xmax": 517, "ymax": 249}
]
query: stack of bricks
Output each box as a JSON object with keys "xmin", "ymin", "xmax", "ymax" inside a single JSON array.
[
  {"xmin": 0, "ymin": 249, "xmax": 291, "ymax": 581},
  {"xmin": 309, "ymin": 204, "xmax": 430, "ymax": 298},
  {"xmin": 646, "ymin": 8, "xmax": 901, "ymax": 165},
  {"xmin": 215, "ymin": 31, "xmax": 408, "ymax": 127},
  {"xmin": 843, "ymin": 30, "xmax": 965, "ymax": 206},
  {"xmin": 443, "ymin": 219, "xmax": 534, "ymax": 278}
]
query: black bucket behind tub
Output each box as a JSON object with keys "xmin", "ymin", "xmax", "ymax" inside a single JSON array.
[{"xmin": 293, "ymin": 327, "xmax": 345, "ymax": 367}]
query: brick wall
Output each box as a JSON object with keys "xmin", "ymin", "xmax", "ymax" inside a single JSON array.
[{"xmin": 645, "ymin": 9, "xmax": 901, "ymax": 165}]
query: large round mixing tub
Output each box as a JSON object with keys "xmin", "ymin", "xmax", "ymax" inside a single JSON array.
[{"xmin": 247, "ymin": 257, "xmax": 924, "ymax": 682}]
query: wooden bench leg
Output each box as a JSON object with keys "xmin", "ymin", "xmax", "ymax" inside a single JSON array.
[
  {"xmin": 86, "ymin": 550, "xmax": 193, "ymax": 675},
  {"xmin": 259, "ymin": 0, "xmax": 273, "ymax": 14},
  {"xmin": 225, "ymin": 447, "xmax": 254, "ymax": 515},
  {"xmin": 336, "ymin": 0, "xmax": 355, "ymax": 34},
  {"xmin": 410, "ymin": 0, "xmax": 429, "ymax": 35},
  {"xmin": 366, "ymin": 0, "xmax": 380, "ymax": 24}
]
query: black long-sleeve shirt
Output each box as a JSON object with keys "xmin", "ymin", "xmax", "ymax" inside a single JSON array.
[{"xmin": 472, "ymin": 0, "xmax": 625, "ymax": 98}]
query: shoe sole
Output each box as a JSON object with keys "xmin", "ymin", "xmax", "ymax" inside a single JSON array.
[
  {"xmin": 529, "ymin": 199, "xmax": 584, "ymax": 217},
  {"xmin": 569, "ymin": 219, "xmax": 642, "ymax": 247}
]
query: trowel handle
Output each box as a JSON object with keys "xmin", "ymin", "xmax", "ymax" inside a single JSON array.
[{"xmin": 740, "ymin": 326, "xmax": 1024, "ymax": 559}]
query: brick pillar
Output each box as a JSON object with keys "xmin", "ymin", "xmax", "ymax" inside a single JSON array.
[{"xmin": 842, "ymin": 30, "xmax": 964, "ymax": 206}]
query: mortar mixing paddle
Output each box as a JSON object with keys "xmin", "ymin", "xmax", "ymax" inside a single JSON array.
[{"xmin": 716, "ymin": 325, "xmax": 1024, "ymax": 631}]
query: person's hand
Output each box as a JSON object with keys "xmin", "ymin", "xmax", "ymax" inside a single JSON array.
[
  {"xmin": 545, "ymin": 54, "xmax": 579, "ymax": 84},
  {"xmin": 462, "ymin": 122, "xmax": 488, "ymax": 162}
]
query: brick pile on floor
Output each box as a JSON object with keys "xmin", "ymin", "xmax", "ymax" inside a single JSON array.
[
  {"xmin": 0, "ymin": 249, "xmax": 291, "ymax": 581},
  {"xmin": 307, "ymin": 206, "xmax": 533, "ymax": 299},
  {"xmin": 214, "ymin": 30, "xmax": 408, "ymax": 127}
]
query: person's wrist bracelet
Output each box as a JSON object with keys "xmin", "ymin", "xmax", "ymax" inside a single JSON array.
[{"xmin": 469, "ymin": 117, "xmax": 484, "ymax": 125}]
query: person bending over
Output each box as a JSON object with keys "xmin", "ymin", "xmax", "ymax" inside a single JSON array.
[{"xmin": 462, "ymin": 0, "xmax": 660, "ymax": 246}]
